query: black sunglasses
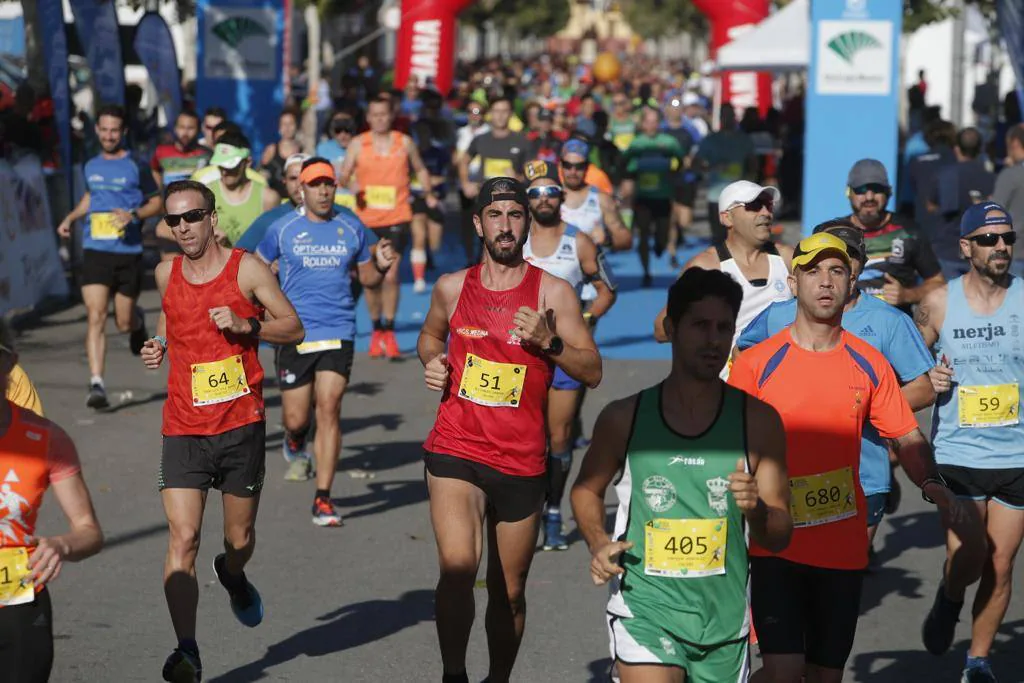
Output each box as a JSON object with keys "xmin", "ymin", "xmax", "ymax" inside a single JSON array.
[
  {"xmin": 165, "ymin": 208, "xmax": 211, "ymax": 227},
  {"xmin": 851, "ymin": 183, "xmax": 890, "ymax": 195},
  {"xmin": 744, "ymin": 197, "xmax": 774, "ymax": 213},
  {"xmin": 966, "ymin": 231, "xmax": 1017, "ymax": 247},
  {"xmin": 560, "ymin": 160, "xmax": 588, "ymax": 171}
]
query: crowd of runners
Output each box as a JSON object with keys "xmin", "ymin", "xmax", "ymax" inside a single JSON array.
[{"xmin": 2, "ymin": 58, "xmax": 1023, "ymax": 683}]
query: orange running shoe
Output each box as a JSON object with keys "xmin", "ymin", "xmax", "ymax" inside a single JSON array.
[
  {"xmin": 382, "ymin": 329, "xmax": 401, "ymax": 359},
  {"xmin": 368, "ymin": 329, "xmax": 384, "ymax": 358},
  {"xmin": 311, "ymin": 496, "xmax": 343, "ymax": 527}
]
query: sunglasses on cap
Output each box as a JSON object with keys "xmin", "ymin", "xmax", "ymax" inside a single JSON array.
[
  {"xmin": 851, "ymin": 183, "xmax": 889, "ymax": 195},
  {"xmin": 966, "ymin": 231, "xmax": 1017, "ymax": 247},
  {"xmin": 165, "ymin": 208, "xmax": 211, "ymax": 227},
  {"xmin": 526, "ymin": 186, "xmax": 563, "ymax": 199},
  {"xmin": 468, "ymin": 107, "xmax": 483, "ymax": 115},
  {"xmin": 560, "ymin": 160, "xmax": 588, "ymax": 171}
]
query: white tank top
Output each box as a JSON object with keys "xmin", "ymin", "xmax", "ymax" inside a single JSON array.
[
  {"xmin": 561, "ymin": 186, "xmax": 603, "ymax": 238},
  {"xmin": 718, "ymin": 243, "xmax": 791, "ymax": 370},
  {"xmin": 523, "ymin": 225, "xmax": 584, "ymax": 296}
]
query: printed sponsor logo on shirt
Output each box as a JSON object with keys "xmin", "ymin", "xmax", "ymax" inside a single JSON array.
[
  {"xmin": 668, "ymin": 455, "xmax": 705, "ymax": 467},
  {"xmin": 507, "ymin": 328, "xmax": 523, "ymax": 346},
  {"xmin": 293, "ymin": 231, "xmax": 312, "ymax": 243},
  {"xmin": 706, "ymin": 477, "xmax": 729, "ymax": 516},
  {"xmin": 953, "ymin": 324, "xmax": 1006, "ymax": 342},
  {"xmin": 642, "ymin": 475, "xmax": 677, "ymax": 512},
  {"xmin": 890, "ymin": 238, "xmax": 905, "ymax": 263},
  {"xmin": 456, "ymin": 327, "xmax": 488, "ymax": 339}
]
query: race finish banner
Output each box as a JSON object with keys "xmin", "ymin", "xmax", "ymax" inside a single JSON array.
[
  {"xmin": 196, "ymin": 0, "xmax": 285, "ymax": 157},
  {"xmin": 803, "ymin": 0, "xmax": 901, "ymax": 233},
  {"xmin": 0, "ymin": 156, "xmax": 69, "ymax": 315},
  {"xmin": 68, "ymin": 0, "xmax": 126, "ymax": 106},
  {"xmin": 134, "ymin": 12, "xmax": 184, "ymax": 128}
]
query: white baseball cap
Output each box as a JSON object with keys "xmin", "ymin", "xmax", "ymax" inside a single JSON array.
[{"xmin": 718, "ymin": 180, "xmax": 782, "ymax": 213}]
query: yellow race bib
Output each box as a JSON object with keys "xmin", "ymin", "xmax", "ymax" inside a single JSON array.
[
  {"xmin": 645, "ymin": 518, "xmax": 727, "ymax": 578},
  {"xmin": 613, "ymin": 133, "xmax": 634, "ymax": 151},
  {"xmin": 90, "ymin": 212, "xmax": 123, "ymax": 240},
  {"xmin": 335, "ymin": 192, "xmax": 357, "ymax": 210},
  {"xmin": 458, "ymin": 353, "xmax": 526, "ymax": 408},
  {"xmin": 296, "ymin": 339, "xmax": 342, "ymax": 355},
  {"xmin": 483, "ymin": 158, "xmax": 514, "ymax": 179},
  {"xmin": 191, "ymin": 355, "xmax": 250, "ymax": 407},
  {"xmin": 959, "ymin": 383, "xmax": 1020, "ymax": 428},
  {"xmin": 365, "ymin": 185, "xmax": 397, "ymax": 210},
  {"xmin": 0, "ymin": 547, "xmax": 34, "ymax": 607},
  {"xmin": 790, "ymin": 466, "xmax": 857, "ymax": 528},
  {"xmin": 638, "ymin": 172, "xmax": 660, "ymax": 191}
]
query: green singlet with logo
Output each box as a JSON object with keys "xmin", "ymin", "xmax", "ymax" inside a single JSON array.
[
  {"xmin": 622, "ymin": 133, "xmax": 685, "ymax": 201},
  {"xmin": 608, "ymin": 383, "xmax": 750, "ymax": 648}
]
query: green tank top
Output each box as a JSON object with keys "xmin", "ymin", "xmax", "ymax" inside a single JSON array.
[
  {"xmin": 623, "ymin": 133, "xmax": 685, "ymax": 201},
  {"xmin": 209, "ymin": 180, "xmax": 265, "ymax": 245},
  {"xmin": 607, "ymin": 383, "xmax": 750, "ymax": 646}
]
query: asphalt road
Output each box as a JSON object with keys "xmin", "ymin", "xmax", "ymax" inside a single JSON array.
[{"xmin": 18, "ymin": 203, "xmax": 1024, "ymax": 682}]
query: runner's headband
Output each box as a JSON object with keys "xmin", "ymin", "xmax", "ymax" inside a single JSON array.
[{"xmin": 300, "ymin": 162, "xmax": 336, "ymax": 185}]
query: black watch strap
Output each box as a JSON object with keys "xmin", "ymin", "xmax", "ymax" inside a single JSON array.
[
  {"xmin": 921, "ymin": 475, "xmax": 949, "ymax": 504},
  {"xmin": 247, "ymin": 317, "xmax": 262, "ymax": 339}
]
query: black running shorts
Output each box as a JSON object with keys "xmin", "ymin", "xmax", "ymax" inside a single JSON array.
[
  {"xmin": 424, "ymin": 450, "xmax": 545, "ymax": 523},
  {"xmin": 938, "ymin": 464, "xmax": 1024, "ymax": 509},
  {"xmin": 275, "ymin": 341, "xmax": 355, "ymax": 389},
  {"xmin": 371, "ymin": 223, "xmax": 411, "ymax": 255},
  {"xmin": 160, "ymin": 422, "xmax": 266, "ymax": 497},
  {"xmin": 0, "ymin": 587, "xmax": 53, "ymax": 683},
  {"xmin": 750, "ymin": 556, "xmax": 863, "ymax": 671},
  {"xmin": 80, "ymin": 249, "xmax": 144, "ymax": 298}
]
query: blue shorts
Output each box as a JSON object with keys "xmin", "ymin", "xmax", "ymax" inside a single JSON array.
[
  {"xmin": 551, "ymin": 367, "xmax": 582, "ymax": 391},
  {"xmin": 866, "ymin": 492, "xmax": 886, "ymax": 528}
]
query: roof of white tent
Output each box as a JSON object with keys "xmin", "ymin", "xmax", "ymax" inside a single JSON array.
[{"xmin": 715, "ymin": 0, "xmax": 809, "ymax": 73}]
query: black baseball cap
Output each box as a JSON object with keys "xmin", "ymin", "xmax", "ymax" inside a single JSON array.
[
  {"xmin": 474, "ymin": 177, "xmax": 528, "ymax": 215},
  {"xmin": 812, "ymin": 217, "xmax": 866, "ymax": 263}
]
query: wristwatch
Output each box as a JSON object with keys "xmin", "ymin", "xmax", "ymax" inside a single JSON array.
[
  {"xmin": 129, "ymin": 208, "xmax": 140, "ymax": 221},
  {"xmin": 921, "ymin": 475, "xmax": 949, "ymax": 504},
  {"xmin": 247, "ymin": 317, "xmax": 262, "ymax": 339},
  {"xmin": 543, "ymin": 336, "xmax": 564, "ymax": 356}
]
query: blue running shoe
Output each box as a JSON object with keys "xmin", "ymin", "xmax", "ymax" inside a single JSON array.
[
  {"xmin": 542, "ymin": 512, "xmax": 568, "ymax": 551},
  {"xmin": 962, "ymin": 662, "xmax": 998, "ymax": 683},
  {"xmin": 162, "ymin": 648, "xmax": 202, "ymax": 683},
  {"xmin": 213, "ymin": 553, "xmax": 264, "ymax": 627}
]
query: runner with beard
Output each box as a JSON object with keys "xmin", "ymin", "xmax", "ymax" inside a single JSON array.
[
  {"xmin": 844, "ymin": 159, "xmax": 945, "ymax": 314},
  {"xmin": 522, "ymin": 160, "xmax": 616, "ymax": 551},
  {"xmin": 559, "ymin": 139, "xmax": 631, "ymax": 251},
  {"xmin": 419, "ymin": 177, "xmax": 601, "ymax": 683}
]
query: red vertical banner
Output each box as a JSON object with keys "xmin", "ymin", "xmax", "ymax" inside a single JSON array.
[
  {"xmin": 394, "ymin": 0, "xmax": 473, "ymax": 95},
  {"xmin": 693, "ymin": 0, "xmax": 773, "ymax": 116}
]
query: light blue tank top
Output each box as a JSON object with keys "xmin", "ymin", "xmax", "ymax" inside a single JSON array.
[{"xmin": 932, "ymin": 276, "xmax": 1024, "ymax": 468}]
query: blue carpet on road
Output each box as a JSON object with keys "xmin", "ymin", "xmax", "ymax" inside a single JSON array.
[{"xmin": 354, "ymin": 234, "xmax": 711, "ymax": 361}]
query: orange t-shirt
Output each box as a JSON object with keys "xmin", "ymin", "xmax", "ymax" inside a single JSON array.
[
  {"xmin": 353, "ymin": 131, "xmax": 413, "ymax": 228},
  {"xmin": 581, "ymin": 165, "xmax": 613, "ymax": 195},
  {"xmin": 728, "ymin": 329, "xmax": 917, "ymax": 570}
]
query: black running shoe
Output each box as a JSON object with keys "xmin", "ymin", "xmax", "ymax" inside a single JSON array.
[
  {"xmin": 922, "ymin": 580, "xmax": 962, "ymax": 655},
  {"xmin": 86, "ymin": 383, "xmax": 109, "ymax": 410},
  {"xmin": 129, "ymin": 306, "xmax": 148, "ymax": 356}
]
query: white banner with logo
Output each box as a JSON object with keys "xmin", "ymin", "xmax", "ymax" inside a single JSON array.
[{"xmin": 0, "ymin": 155, "xmax": 69, "ymax": 315}]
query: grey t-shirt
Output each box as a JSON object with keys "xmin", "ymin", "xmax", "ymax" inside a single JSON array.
[
  {"xmin": 467, "ymin": 131, "xmax": 527, "ymax": 180},
  {"xmin": 991, "ymin": 163, "xmax": 1024, "ymax": 262}
]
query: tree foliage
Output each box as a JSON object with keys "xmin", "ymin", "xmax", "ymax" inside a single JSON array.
[
  {"xmin": 620, "ymin": 0, "xmax": 706, "ymax": 40},
  {"xmin": 459, "ymin": 0, "xmax": 571, "ymax": 38}
]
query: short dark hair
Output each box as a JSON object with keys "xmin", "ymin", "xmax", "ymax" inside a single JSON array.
[
  {"xmin": 924, "ymin": 120, "xmax": 957, "ymax": 149},
  {"xmin": 666, "ymin": 268, "xmax": 743, "ymax": 326},
  {"xmin": 489, "ymin": 95, "xmax": 513, "ymax": 109},
  {"xmin": 164, "ymin": 180, "xmax": 216, "ymax": 212},
  {"xmin": 1008, "ymin": 123, "xmax": 1024, "ymax": 150},
  {"xmin": 301, "ymin": 156, "xmax": 331, "ymax": 171},
  {"xmin": 176, "ymin": 109, "xmax": 200, "ymax": 125},
  {"xmin": 217, "ymin": 130, "xmax": 251, "ymax": 150},
  {"xmin": 957, "ymin": 127, "xmax": 982, "ymax": 158},
  {"xmin": 204, "ymin": 107, "xmax": 227, "ymax": 121},
  {"xmin": 279, "ymin": 107, "xmax": 300, "ymax": 123},
  {"xmin": 96, "ymin": 104, "xmax": 126, "ymax": 126}
]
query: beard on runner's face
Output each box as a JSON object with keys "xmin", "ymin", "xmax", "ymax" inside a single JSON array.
[
  {"xmin": 531, "ymin": 201, "xmax": 560, "ymax": 224},
  {"xmin": 484, "ymin": 225, "xmax": 527, "ymax": 265}
]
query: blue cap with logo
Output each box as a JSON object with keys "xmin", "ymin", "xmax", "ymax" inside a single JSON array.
[
  {"xmin": 960, "ymin": 201, "xmax": 1013, "ymax": 237},
  {"xmin": 561, "ymin": 138, "xmax": 590, "ymax": 159}
]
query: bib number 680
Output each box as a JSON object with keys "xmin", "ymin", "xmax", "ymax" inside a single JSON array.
[{"xmin": 805, "ymin": 487, "xmax": 841, "ymax": 508}]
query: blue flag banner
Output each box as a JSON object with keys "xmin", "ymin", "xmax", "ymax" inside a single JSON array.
[
  {"xmin": 68, "ymin": 0, "xmax": 126, "ymax": 106},
  {"xmin": 997, "ymin": 0, "xmax": 1024, "ymax": 112},
  {"xmin": 196, "ymin": 0, "xmax": 285, "ymax": 157},
  {"xmin": 38, "ymin": 0, "xmax": 72, "ymax": 184},
  {"xmin": 134, "ymin": 12, "xmax": 183, "ymax": 127},
  {"xmin": 803, "ymin": 0, "xmax": 902, "ymax": 232}
]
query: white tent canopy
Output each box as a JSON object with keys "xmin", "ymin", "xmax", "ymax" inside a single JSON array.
[{"xmin": 715, "ymin": 0, "xmax": 809, "ymax": 73}]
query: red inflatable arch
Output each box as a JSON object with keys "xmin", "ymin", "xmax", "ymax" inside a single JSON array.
[
  {"xmin": 393, "ymin": 0, "xmax": 474, "ymax": 95},
  {"xmin": 693, "ymin": 0, "xmax": 773, "ymax": 116}
]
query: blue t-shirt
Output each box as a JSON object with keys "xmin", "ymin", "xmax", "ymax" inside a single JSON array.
[
  {"xmin": 256, "ymin": 210, "xmax": 372, "ymax": 343},
  {"xmin": 236, "ymin": 203, "xmax": 296, "ymax": 253},
  {"xmin": 738, "ymin": 294, "xmax": 934, "ymax": 496},
  {"xmin": 315, "ymin": 139, "xmax": 347, "ymax": 166},
  {"xmin": 83, "ymin": 152, "xmax": 158, "ymax": 254}
]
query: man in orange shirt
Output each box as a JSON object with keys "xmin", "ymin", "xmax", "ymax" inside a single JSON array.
[
  {"xmin": 730, "ymin": 233, "xmax": 965, "ymax": 683},
  {"xmin": 338, "ymin": 96, "xmax": 436, "ymax": 359}
]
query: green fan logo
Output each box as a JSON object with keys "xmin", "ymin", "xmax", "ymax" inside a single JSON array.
[
  {"xmin": 212, "ymin": 16, "xmax": 269, "ymax": 49},
  {"xmin": 827, "ymin": 30, "xmax": 882, "ymax": 65}
]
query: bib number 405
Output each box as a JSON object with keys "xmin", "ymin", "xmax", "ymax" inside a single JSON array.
[{"xmin": 663, "ymin": 535, "xmax": 708, "ymax": 555}]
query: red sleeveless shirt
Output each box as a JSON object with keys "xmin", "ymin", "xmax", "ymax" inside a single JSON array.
[
  {"xmin": 162, "ymin": 249, "xmax": 264, "ymax": 437},
  {"xmin": 424, "ymin": 264, "xmax": 554, "ymax": 477}
]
